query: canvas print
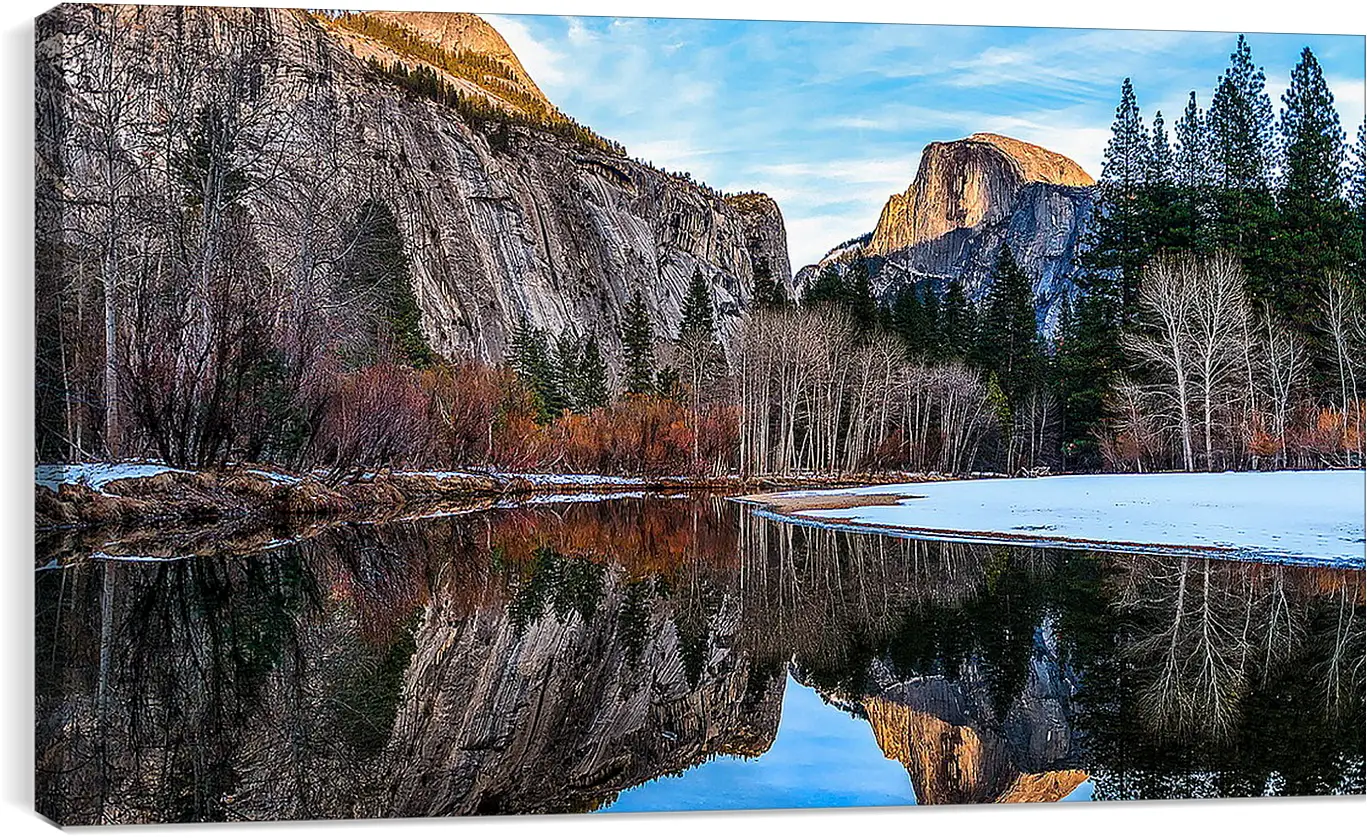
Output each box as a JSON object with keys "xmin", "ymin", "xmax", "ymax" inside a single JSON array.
[{"xmin": 33, "ymin": 3, "xmax": 1366, "ymax": 825}]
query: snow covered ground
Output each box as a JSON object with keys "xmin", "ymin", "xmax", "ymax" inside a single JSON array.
[
  {"xmin": 35, "ymin": 463, "xmax": 663, "ymax": 492},
  {"xmin": 34, "ymin": 462, "xmax": 191, "ymax": 493},
  {"xmin": 755, "ymin": 471, "xmax": 1366, "ymax": 567},
  {"xmin": 247, "ymin": 468, "xmax": 302, "ymax": 485}
]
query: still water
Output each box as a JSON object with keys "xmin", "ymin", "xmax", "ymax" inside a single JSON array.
[{"xmin": 34, "ymin": 495, "xmax": 1365, "ymax": 824}]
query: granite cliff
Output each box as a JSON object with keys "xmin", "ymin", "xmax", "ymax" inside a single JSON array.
[
  {"xmin": 858, "ymin": 624, "xmax": 1086, "ymax": 805},
  {"xmin": 36, "ymin": 5, "xmax": 793, "ymax": 367},
  {"xmin": 380, "ymin": 570, "xmax": 784, "ymax": 817},
  {"xmin": 798, "ymin": 133, "xmax": 1096, "ymax": 332}
]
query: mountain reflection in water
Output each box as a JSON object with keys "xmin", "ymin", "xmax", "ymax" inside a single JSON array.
[{"xmin": 35, "ymin": 495, "xmax": 1365, "ymax": 824}]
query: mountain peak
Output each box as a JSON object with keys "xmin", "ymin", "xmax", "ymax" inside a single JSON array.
[
  {"xmin": 964, "ymin": 133, "xmax": 1094, "ymax": 187},
  {"xmin": 321, "ymin": 11, "xmax": 555, "ymax": 121},
  {"xmin": 363, "ymin": 11, "xmax": 549, "ymax": 105},
  {"xmin": 868, "ymin": 132, "xmax": 1094, "ymax": 256}
]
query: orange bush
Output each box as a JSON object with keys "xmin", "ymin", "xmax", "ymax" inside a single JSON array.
[{"xmin": 309, "ymin": 357, "xmax": 742, "ymax": 476}]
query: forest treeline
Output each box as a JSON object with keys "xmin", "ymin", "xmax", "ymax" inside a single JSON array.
[
  {"xmin": 35, "ymin": 18, "xmax": 1366, "ymax": 480},
  {"xmin": 755, "ymin": 36, "xmax": 1366, "ymax": 475},
  {"xmin": 1060, "ymin": 38, "xmax": 1366, "ymax": 472}
]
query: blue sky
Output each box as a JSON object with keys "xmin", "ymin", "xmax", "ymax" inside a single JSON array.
[
  {"xmin": 484, "ymin": 14, "xmax": 1365, "ymax": 269},
  {"xmin": 602, "ymin": 676, "xmax": 917, "ymax": 812}
]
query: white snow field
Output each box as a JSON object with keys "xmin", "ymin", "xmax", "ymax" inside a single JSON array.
[{"xmin": 756, "ymin": 470, "xmax": 1366, "ymax": 567}]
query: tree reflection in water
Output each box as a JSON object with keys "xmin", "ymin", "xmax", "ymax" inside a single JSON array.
[{"xmin": 34, "ymin": 495, "xmax": 1365, "ymax": 824}]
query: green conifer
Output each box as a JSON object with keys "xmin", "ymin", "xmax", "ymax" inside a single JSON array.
[
  {"xmin": 973, "ymin": 245, "xmax": 1043, "ymax": 403},
  {"xmin": 679, "ymin": 269, "xmax": 716, "ymax": 341},
  {"xmin": 575, "ymin": 334, "xmax": 610, "ymax": 411},
  {"xmin": 621, "ymin": 291, "xmax": 656, "ymax": 396}
]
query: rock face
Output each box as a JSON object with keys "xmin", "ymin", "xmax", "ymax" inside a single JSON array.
[
  {"xmin": 381, "ymin": 574, "xmax": 784, "ymax": 817},
  {"xmin": 858, "ymin": 622, "xmax": 1085, "ymax": 805},
  {"xmin": 36, "ymin": 6, "xmax": 793, "ymax": 366},
  {"xmin": 869, "ymin": 132, "xmax": 1093, "ymax": 257},
  {"xmin": 799, "ymin": 133, "xmax": 1096, "ymax": 333}
]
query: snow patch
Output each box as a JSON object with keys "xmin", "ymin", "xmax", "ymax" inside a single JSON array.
[
  {"xmin": 762, "ymin": 470, "xmax": 1366, "ymax": 567},
  {"xmin": 35, "ymin": 462, "xmax": 191, "ymax": 493},
  {"xmin": 523, "ymin": 491, "xmax": 649, "ymax": 503},
  {"xmin": 247, "ymin": 469, "xmax": 301, "ymax": 485}
]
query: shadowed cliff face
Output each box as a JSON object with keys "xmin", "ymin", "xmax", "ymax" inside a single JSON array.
[
  {"xmin": 801, "ymin": 133, "xmax": 1096, "ymax": 333},
  {"xmin": 37, "ymin": 5, "xmax": 792, "ymax": 364}
]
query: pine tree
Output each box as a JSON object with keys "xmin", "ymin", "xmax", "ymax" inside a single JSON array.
[
  {"xmin": 676, "ymin": 268, "xmax": 727, "ymax": 415},
  {"xmin": 338, "ymin": 199, "xmax": 435, "ymax": 368},
  {"xmin": 1280, "ymin": 48, "xmax": 1346, "ymax": 205},
  {"xmin": 844, "ymin": 257, "xmax": 879, "ymax": 336},
  {"xmin": 922, "ymin": 284, "xmax": 943, "ymax": 358},
  {"xmin": 941, "ymin": 277, "xmax": 971, "ymax": 361},
  {"xmin": 1209, "ymin": 35, "xmax": 1276, "ymax": 190},
  {"xmin": 509, "ymin": 316, "xmax": 559, "ymax": 421},
  {"xmin": 575, "ymin": 334, "xmax": 610, "ymax": 411},
  {"xmin": 1104, "ymin": 78, "xmax": 1151, "ymax": 191},
  {"xmin": 1174, "ymin": 92, "xmax": 1210, "ymax": 189},
  {"xmin": 890, "ymin": 284, "xmax": 927, "ymax": 357},
  {"xmin": 1172, "ymin": 91, "xmax": 1214, "ymax": 249},
  {"xmin": 1348, "ymin": 123, "xmax": 1367, "ymax": 295},
  {"xmin": 1083, "ymin": 77, "xmax": 1152, "ymax": 322},
  {"xmin": 175, "ymin": 103, "xmax": 248, "ymax": 210},
  {"xmin": 621, "ymin": 291, "xmax": 656, "ymax": 396},
  {"xmin": 1148, "ymin": 110, "xmax": 1173, "ymax": 184},
  {"xmin": 547, "ymin": 330, "xmax": 579, "ymax": 416},
  {"xmin": 679, "ymin": 269, "xmax": 716, "ymax": 341},
  {"xmin": 1349, "ymin": 122, "xmax": 1366, "ymax": 213},
  {"xmin": 972, "ymin": 245, "xmax": 1042, "ymax": 402},
  {"xmin": 1206, "ymin": 35, "xmax": 1278, "ymax": 274},
  {"xmin": 802, "ymin": 264, "xmax": 846, "ymax": 307},
  {"xmin": 655, "ymin": 366, "xmax": 682, "ymax": 400},
  {"xmin": 1146, "ymin": 110, "xmax": 1189, "ymax": 251},
  {"xmin": 1054, "ymin": 290, "xmax": 1122, "ymax": 467},
  {"xmin": 751, "ymin": 260, "xmax": 788, "ymax": 309},
  {"xmin": 1272, "ymin": 47, "xmax": 1353, "ymax": 334}
]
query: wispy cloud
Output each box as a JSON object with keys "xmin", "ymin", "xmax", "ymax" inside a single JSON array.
[
  {"xmin": 482, "ymin": 14, "xmax": 568, "ymax": 88},
  {"xmin": 480, "ymin": 15, "xmax": 1365, "ymax": 271}
]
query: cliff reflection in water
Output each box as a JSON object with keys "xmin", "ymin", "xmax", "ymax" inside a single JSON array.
[{"xmin": 35, "ymin": 496, "xmax": 1365, "ymax": 824}]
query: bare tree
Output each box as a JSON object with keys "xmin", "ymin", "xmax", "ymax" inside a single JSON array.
[
  {"xmin": 732, "ymin": 305, "xmax": 998, "ymax": 477},
  {"xmin": 1184, "ymin": 253, "xmax": 1251, "ymax": 470},
  {"xmin": 1257, "ymin": 306, "xmax": 1308, "ymax": 469},
  {"xmin": 1319, "ymin": 271, "xmax": 1366, "ymax": 463},
  {"xmin": 1103, "ymin": 376, "xmax": 1159, "ymax": 472},
  {"xmin": 1124, "ymin": 255, "xmax": 1200, "ymax": 470}
]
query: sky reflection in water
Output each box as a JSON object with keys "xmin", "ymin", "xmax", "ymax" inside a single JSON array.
[{"xmin": 607, "ymin": 675, "xmax": 918, "ymax": 812}]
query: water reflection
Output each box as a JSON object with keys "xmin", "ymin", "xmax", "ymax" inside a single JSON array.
[{"xmin": 35, "ymin": 496, "xmax": 1365, "ymax": 824}]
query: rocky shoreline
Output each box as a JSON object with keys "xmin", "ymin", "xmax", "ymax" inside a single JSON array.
[{"xmin": 34, "ymin": 465, "xmax": 927, "ymax": 531}]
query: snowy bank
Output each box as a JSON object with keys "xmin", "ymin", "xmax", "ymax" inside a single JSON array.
[
  {"xmin": 751, "ymin": 471, "xmax": 1366, "ymax": 567},
  {"xmin": 35, "ymin": 461, "xmax": 747, "ymax": 530},
  {"xmin": 34, "ymin": 462, "xmax": 191, "ymax": 493}
]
